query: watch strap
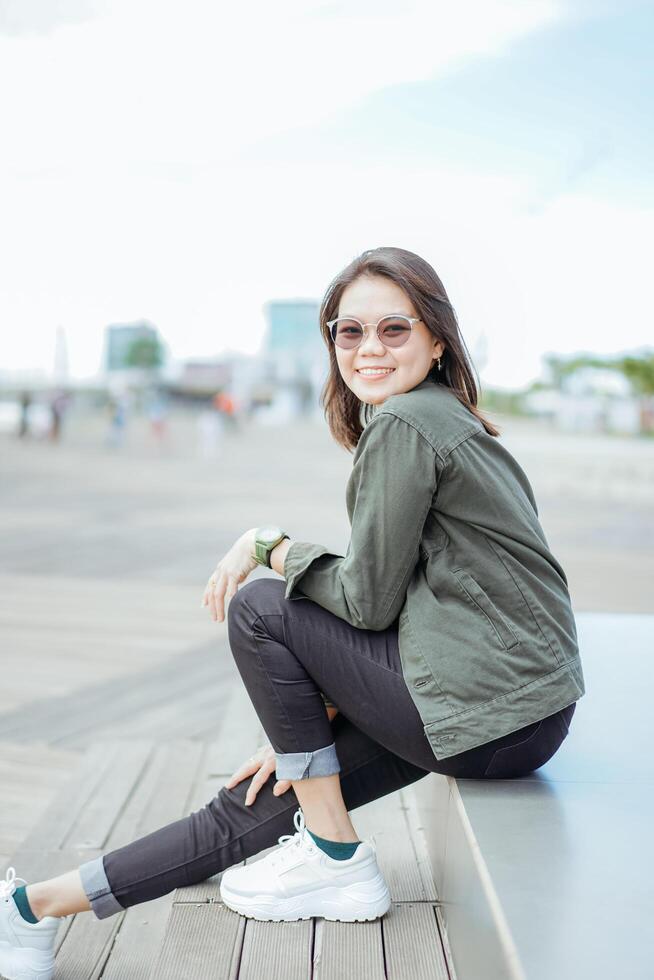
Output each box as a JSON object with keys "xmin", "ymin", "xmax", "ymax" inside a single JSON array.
[{"xmin": 253, "ymin": 528, "xmax": 289, "ymax": 568}]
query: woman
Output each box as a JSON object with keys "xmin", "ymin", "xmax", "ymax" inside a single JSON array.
[{"xmin": 0, "ymin": 246, "xmax": 585, "ymax": 978}]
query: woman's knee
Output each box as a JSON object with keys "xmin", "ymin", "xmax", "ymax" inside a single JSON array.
[
  {"xmin": 227, "ymin": 578, "xmax": 283, "ymax": 627},
  {"xmin": 226, "ymin": 578, "xmax": 287, "ymax": 662}
]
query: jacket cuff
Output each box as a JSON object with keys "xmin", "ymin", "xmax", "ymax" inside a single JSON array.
[{"xmin": 283, "ymin": 541, "xmax": 333, "ymax": 601}]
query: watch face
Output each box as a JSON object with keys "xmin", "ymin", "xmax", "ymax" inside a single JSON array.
[{"xmin": 258, "ymin": 525, "xmax": 282, "ymax": 545}]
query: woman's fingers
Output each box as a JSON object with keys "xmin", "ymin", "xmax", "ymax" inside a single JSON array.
[
  {"xmin": 223, "ymin": 745, "xmax": 281, "ymax": 805},
  {"xmin": 209, "ymin": 572, "xmax": 227, "ymax": 622},
  {"xmin": 273, "ymin": 779, "xmax": 292, "ymax": 797},
  {"xmin": 225, "ymin": 755, "xmax": 261, "ymax": 789},
  {"xmin": 209, "ymin": 573, "xmax": 231, "ymax": 623},
  {"xmin": 207, "ymin": 585, "xmax": 218, "ymax": 621},
  {"xmin": 244, "ymin": 763, "xmax": 275, "ymax": 805},
  {"xmin": 211, "ymin": 575, "xmax": 239, "ymax": 623}
]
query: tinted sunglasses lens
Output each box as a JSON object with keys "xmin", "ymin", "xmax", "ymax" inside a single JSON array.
[
  {"xmin": 379, "ymin": 317, "xmax": 412, "ymax": 347},
  {"xmin": 331, "ymin": 317, "xmax": 412, "ymax": 348},
  {"xmin": 331, "ymin": 319, "xmax": 362, "ymax": 349}
]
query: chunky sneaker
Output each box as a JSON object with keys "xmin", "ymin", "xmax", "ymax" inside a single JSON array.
[
  {"xmin": 0, "ymin": 868, "xmax": 61, "ymax": 980},
  {"xmin": 219, "ymin": 807, "xmax": 391, "ymax": 922}
]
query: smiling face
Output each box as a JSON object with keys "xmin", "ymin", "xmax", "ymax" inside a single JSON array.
[{"xmin": 334, "ymin": 274, "xmax": 444, "ymax": 406}]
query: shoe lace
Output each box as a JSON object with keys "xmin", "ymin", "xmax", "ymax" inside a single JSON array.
[
  {"xmin": 269, "ymin": 808, "xmax": 310, "ymax": 869},
  {"xmin": 0, "ymin": 867, "xmax": 27, "ymax": 901}
]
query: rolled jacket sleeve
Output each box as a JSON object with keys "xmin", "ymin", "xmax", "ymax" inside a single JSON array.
[{"xmin": 283, "ymin": 411, "xmax": 438, "ymax": 630}]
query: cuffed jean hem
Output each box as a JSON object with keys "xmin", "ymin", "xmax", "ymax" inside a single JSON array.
[
  {"xmin": 275, "ymin": 740, "xmax": 341, "ymax": 780},
  {"xmin": 78, "ymin": 855, "xmax": 125, "ymax": 920}
]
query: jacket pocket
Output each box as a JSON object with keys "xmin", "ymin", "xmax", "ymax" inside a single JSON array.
[{"xmin": 451, "ymin": 568, "xmax": 520, "ymax": 651}]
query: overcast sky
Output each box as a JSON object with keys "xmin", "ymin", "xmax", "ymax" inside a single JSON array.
[{"xmin": 0, "ymin": 0, "xmax": 651, "ymax": 389}]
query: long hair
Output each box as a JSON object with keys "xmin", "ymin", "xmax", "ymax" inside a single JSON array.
[{"xmin": 318, "ymin": 246, "xmax": 501, "ymax": 452}]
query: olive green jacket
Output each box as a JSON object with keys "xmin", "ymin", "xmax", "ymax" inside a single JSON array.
[{"xmin": 283, "ymin": 378, "xmax": 586, "ymax": 760}]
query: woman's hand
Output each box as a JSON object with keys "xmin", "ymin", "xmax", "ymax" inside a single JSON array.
[
  {"xmin": 224, "ymin": 706, "xmax": 339, "ymax": 807},
  {"xmin": 224, "ymin": 742, "xmax": 293, "ymax": 805},
  {"xmin": 202, "ymin": 528, "xmax": 258, "ymax": 623}
]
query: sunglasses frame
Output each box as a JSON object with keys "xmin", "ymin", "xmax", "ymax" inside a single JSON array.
[{"xmin": 326, "ymin": 314, "xmax": 422, "ymax": 350}]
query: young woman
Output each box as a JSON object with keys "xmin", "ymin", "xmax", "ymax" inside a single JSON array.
[{"xmin": 0, "ymin": 246, "xmax": 585, "ymax": 978}]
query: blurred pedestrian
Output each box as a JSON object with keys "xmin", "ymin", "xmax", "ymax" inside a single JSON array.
[
  {"xmin": 18, "ymin": 391, "xmax": 31, "ymax": 439},
  {"xmin": 106, "ymin": 393, "xmax": 129, "ymax": 449},
  {"xmin": 146, "ymin": 389, "xmax": 170, "ymax": 445},
  {"xmin": 49, "ymin": 391, "xmax": 69, "ymax": 443},
  {"xmin": 197, "ymin": 401, "xmax": 224, "ymax": 458}
]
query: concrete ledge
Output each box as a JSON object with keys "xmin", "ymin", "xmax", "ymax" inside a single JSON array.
[{"xmin": 413, "ymin": 612, "xmax": 654, "ymax": 980}]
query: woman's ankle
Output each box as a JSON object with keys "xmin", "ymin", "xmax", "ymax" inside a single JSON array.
[
  {"xmin": 24, "ymin": 883, "xmax": 47, "ymax": 920},
  {"xmin": 26, "ymin": 871, "xmax": 91, "ymax": 919},
  {"xmin": 303, "ymin": 817, "xmax": 359, "ymax": 843}
]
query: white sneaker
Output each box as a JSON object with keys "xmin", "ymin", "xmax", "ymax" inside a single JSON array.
[
  {"xmin": 219, "ymin": 808, "xmax": 391, "ymax": 922},
  {"xmin": 0, "ymin": 868, "xmax": 62, "ymax": 980}
]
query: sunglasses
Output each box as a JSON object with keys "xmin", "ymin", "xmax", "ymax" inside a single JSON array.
[{"xmin": 326, "ymin": 315, "xmax": 422, "ymax": 350}]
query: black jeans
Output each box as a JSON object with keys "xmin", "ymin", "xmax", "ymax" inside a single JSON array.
[{"xmin": 79, "ymin": 578, "xmax": 576, "ymax": 918}]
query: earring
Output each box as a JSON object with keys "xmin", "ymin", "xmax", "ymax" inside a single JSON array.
[{"xmin": 437, "ymin": 357, "xmax": 442, "ymax": 371}]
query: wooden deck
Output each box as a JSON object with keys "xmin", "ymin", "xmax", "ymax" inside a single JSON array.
[{"xmin": 7, "ymin": 685, "xmax": 456, "ymax": 979}]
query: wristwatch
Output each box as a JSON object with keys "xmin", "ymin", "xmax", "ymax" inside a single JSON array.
[{"xmin": 252, "ymin": 525, "xmax": 290, "ymax": 568}]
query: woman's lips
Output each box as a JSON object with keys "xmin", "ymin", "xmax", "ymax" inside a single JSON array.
[{"xmin": 356, "ymin": 369, "xmax": 396, "ymax": 381}]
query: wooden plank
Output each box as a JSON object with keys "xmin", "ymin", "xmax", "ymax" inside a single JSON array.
[
  {"xmin": 99, "ymin": 894, "xmax": 176, "ymax": 980},
  {"xmin": 62, "ymin": 740, "xmax": 154, "ymax": 850},
  {"xmin": 399, "ymin": 784, "xmax": 440, "ymax": 904},
  {"xmin": 383, "ymin": 903, "xmax": 449, "ymax": 979},
  {"xmin": 152, "ymin": 903, "xmax": 243, "ymax": 980},
  {"xmin": 18, "ymin": 743, "xmax": 118, "ymax": 850},
  {"xmin": 350, "ymin": 792, "xmax": 436, "ymax": 903},
  {"xmin": 50, "ymin": 905, "xmax": 125, "ymax": 980},
  {"xmin": 238, "ymin": 919, "xmax": 313, "ymax": 980},
  {"xmin": 111, "ymin": 684, "xmax": 231, "ymax": 743},
  {"xmin": 0, "ymin": 740, "xmax": 78, "ymax": 869},
  {"xmin": 316, "ymin": 919, "xmax": 385, "ymax": 980},
  {"xmin": 0, "ymin": 643, "xmax": 233, "ymax": 747}
]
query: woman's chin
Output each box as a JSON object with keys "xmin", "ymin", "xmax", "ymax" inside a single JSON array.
[{"xmin": 352, "ymin": 377, "xmax": 398, "ymax": 405}]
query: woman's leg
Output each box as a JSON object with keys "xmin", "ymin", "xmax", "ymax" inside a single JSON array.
[
  {"xmin": 29, "ymin": 713, "xmax": 430, "ymax": 919},
  {"xmin": 225, "ymin": 578, "xmax": 575, "ymax": 786},
  {"xmin": 27, "ymin": 576, "xmax": 573, "ymax": 919}
]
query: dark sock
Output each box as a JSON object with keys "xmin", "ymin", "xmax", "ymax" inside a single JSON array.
[
  {"xmin": 307, "ymin": 828, "xmax": 360, "ymax": 860},
  {"xmin": 13, "ymin": 885, "xmax": 40, "ymax": 924}
]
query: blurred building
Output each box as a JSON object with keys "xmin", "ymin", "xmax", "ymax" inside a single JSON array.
[
  {"xmin": 260, "ymin": 299, "xmax": 328, "ymax": 421},
  {"xmin": 104, "ymin": 321, "xmax": 160, "ymax": 372},
  {"xmin": 174, "ymin": 360, "xmax": 232, "ymax": 396}
]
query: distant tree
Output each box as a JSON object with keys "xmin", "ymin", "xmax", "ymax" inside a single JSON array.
[
  {"xmin": 125, "ymin": 336, "xmax": 164, "ymax": 370},
  {"xmin": 542, "ymin": 352, "xmax": 609, "ymax": 388},
  {"xmin": 618, "ymin": 353, "xmax": 654, "ymax": 395},
  {"xmin": 542, "ymin": 350, "xmax": 654, "ymax": 396}
]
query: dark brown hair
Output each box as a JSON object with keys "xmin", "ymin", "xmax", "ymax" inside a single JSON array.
[{"xmin": 318, "ymin": 246, "xmax": 501, "ymax": 451}]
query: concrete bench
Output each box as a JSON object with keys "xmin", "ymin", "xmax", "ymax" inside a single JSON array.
[
  {"xmin": 413, "ymin": 611, "xmax": 654, "ymax": 980},
  {"xmin": 9, "ymin": 685, "xmax": 456, "ymax": 978}
]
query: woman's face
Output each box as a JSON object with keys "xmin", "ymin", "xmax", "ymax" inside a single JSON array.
[{"xmin": 334, "ymin": 274, "xmax": 444, "ymax": 406}]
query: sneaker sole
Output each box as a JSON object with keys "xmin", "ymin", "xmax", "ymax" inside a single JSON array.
[
  {"xmin": 219, "ymin": 876, "xmax": 391, "ymax": 923},
  {"xmin": 0, "ymin": 940, "xmax": 55, "ymax": 980}
]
